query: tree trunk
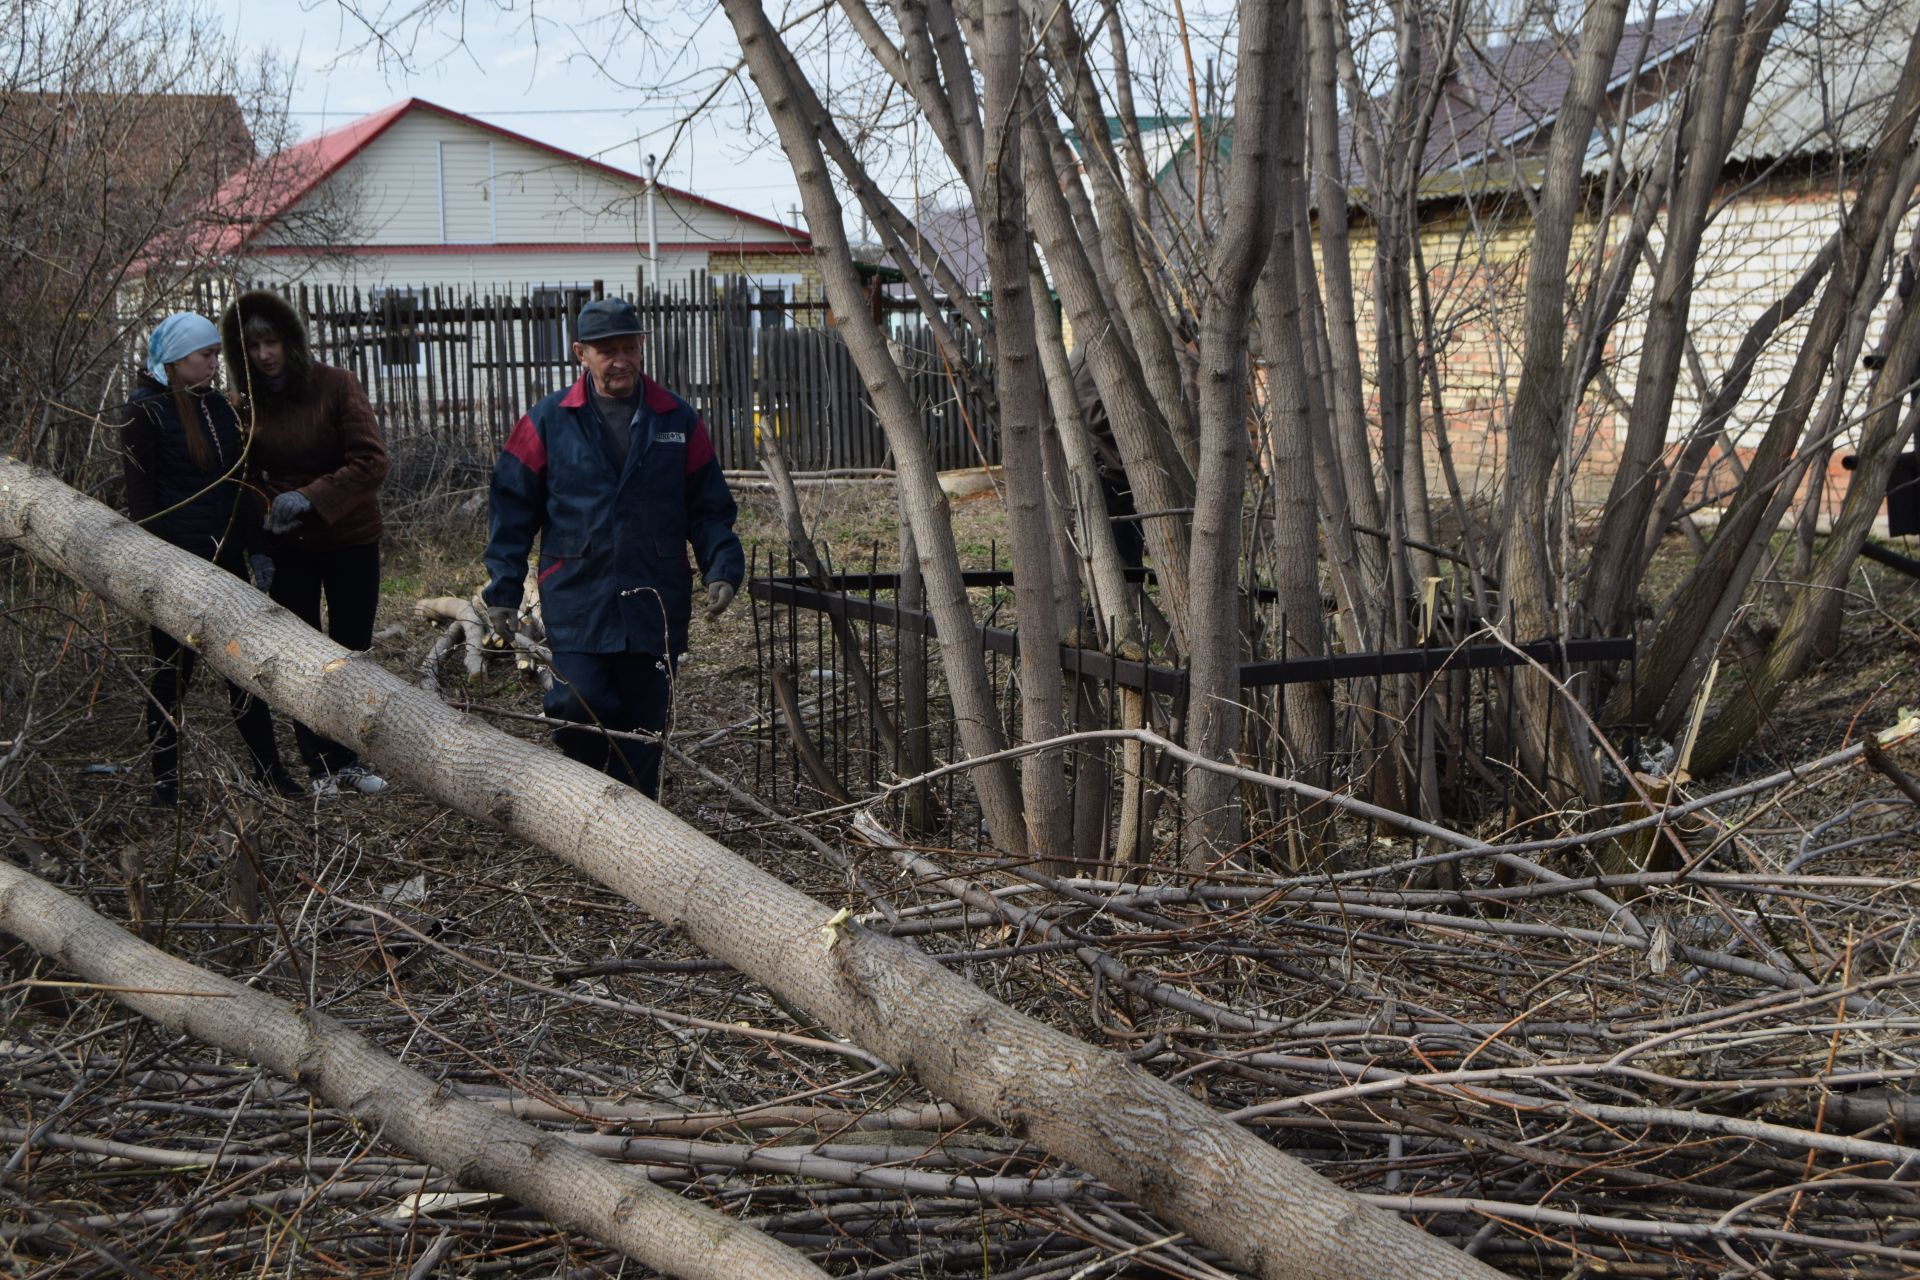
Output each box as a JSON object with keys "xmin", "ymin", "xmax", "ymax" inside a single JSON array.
[
  {"xmin": 1580, "ymin": 0, "xmax": 1782, "ymax": 638},
  {"xmin": 895, "ymin": 496, "xmax": 937, "ymax": 835},
  {"xmin": 726, "ymin": 3, "xmax": 1027, "ymax": 852},
  {"xmin": 1628, "ymin": 231, "xmax": 1839, "ymax": 603},
  {"xmin": 1691, "ymin": 278, "xmax": 1920, "ymax": 772},
  {"xmin": 1259, "ymin": 29, "xmax": 1336, "ymax": 823},
  {"xmin": 1034, "ymin": 1, "xmax": 1201, "ymax": 474},
  {"xmin": 1016, "ymin": 78, "xmax": 1195, "ymax": 645},
  {"xmin": 0, "ymin": 859, "xmax": 828, "ymax": 1280},
  {"xmin": 1032, "ymin": 264, "xmax": 1119, "ymax": 867},
  {"xmin": 1497, "ymin": 0, "xmax": 1629, "ymax": 803},
  {"xmin": 980, "ymin": 0, "xmax": 1072, "ymax": 863},
  {"xmin": 0, "ymin": 455, "xmax": 1504, "ymax": 1280},
  {"xmin": 1305, "ymin": 0, "xmax": 1389, "ymax": 642},
  {"xmin": 1183, "ymin": 0, "xmax": 1285, "ymax": 862},
  {"xmin": 1626, "ymin": 31, "xmax": 1920, "ymax": 731}
]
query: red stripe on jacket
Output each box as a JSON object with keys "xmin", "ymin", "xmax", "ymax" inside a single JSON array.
[
  {"xmin": 504, "ymin": 414, "xmax": 546, "ymax": 474},
  {"xmin": 684, "ymin": 420, "xmax": 714, "ymax": 473}
]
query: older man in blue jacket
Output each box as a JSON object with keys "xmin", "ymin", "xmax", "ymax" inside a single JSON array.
[{"xmin": 483, "ymin": 298, "xmax": 744, "ymax": 798}]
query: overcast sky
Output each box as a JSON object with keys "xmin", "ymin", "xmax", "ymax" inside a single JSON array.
[
  {"xmin": 212, "ymin": 0, "xmax": 814, "ymax": 228},
  {"xmin": 209, "ymin": 0, "xmax": 1242, "ymax": 234}
]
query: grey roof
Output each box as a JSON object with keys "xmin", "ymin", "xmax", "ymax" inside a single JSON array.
[
  {"xmin": 1727, "ymin": 0, "xmax": 1919, "ymax": 163},
  {"xmin": 1323, "ymin": 11, "xmax": 1704, "ymax": 195},
  {"xmin": 1421, "ymin": 11, "xmax": 1704, "ymax": 174},
  {"xmin": 1582, "ymin": 0, "xmax": 1919, "ymax": 176},
  {"xmin": 883, "ymin": 204, "xmax": 989, "ymax": 297}
]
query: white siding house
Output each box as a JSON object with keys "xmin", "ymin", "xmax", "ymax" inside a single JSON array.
[{"xmin": 204, "ymin": 98, "xmax": 812, "ymax": 300}]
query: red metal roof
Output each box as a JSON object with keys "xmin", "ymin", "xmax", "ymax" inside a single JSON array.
[
  {"xmin": 199, "ymin": 97, "xmax": 810, "ymax": 257},
  {"xmin": 243, "ymin": 240, "xmax": 813, "ymax": 257}
]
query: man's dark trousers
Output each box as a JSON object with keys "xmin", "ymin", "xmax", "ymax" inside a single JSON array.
[{"xmin": 545, "ymin": 651, "xmax": 672, "ymax": 798}]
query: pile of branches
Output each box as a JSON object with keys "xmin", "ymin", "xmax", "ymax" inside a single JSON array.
[
  {"xmin": 6, "ymin": 708, "xmax": 1919, "ymax": 1277},
  {"xmin": 412, "ymin": 584, "xmax": 550, "ymax": 695},
  {"xmin": 3, "ymin": 465, "xmax": 1918, "ymax": 1277}
]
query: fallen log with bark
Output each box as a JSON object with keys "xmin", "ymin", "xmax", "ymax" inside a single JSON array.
[
  {"xmin": 0, "ymin": 857, "xmax": 828, "ymax": 1280},
  {"xmin": 0, "ymin": 455, "xmax": 1502, "ymax": 1278}
]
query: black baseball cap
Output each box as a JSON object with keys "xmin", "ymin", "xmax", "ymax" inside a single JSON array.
[{"xmin": 574, "ymin": 298, "xmax": 645, "ymax": 343}]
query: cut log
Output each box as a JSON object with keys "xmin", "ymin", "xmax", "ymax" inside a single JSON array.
[
  {"xmin": 0, "ymin": 858, "xmax": 827, "ymax": 1280},
  {"xmin": 0, "ymin": 455, "xmax": 1504, "ymax": 1280}
]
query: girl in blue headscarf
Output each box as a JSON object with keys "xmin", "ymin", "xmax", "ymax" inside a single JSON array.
[{"xmin": 119, "ymin": 312, "xmax": 299, "ymax": 806}]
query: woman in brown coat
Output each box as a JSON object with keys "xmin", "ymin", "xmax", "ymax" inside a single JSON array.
[{"xmin": 222, "ymin": 290, "xmax": 391, "ymax": 796}]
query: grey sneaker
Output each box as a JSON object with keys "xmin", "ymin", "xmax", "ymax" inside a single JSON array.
[{"xmin": 314, "ymin": 764, "xmax": 389, "ymax": 796}]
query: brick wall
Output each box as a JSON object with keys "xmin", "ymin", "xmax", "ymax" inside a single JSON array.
[
  {"xmin": 704, "ymin": 249, "xmax": 828, "ymax": 327},
  {"xmin": 1330, "ymin": 176, "xmax": 1914, "ymax": 524}
]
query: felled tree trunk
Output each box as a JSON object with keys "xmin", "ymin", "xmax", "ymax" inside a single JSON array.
[
  {"xmin": 0, "ymin": 456, "xmax": 1503, "ymax": 1280},
  {"xmin": 0, "ymin": 860, "xmax": 827, "ymax": 1280}
]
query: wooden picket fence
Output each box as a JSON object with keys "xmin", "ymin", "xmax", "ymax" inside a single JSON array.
[{"xmin": 192, "ymin": 274, "xmax": 998, "ymax": 491}]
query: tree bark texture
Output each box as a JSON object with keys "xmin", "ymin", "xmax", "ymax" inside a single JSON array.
[
  {"xmin": 0, "ymin": 455, "xmax": 1505, "ymax": 1280},
  {"xmin": 1029, "ymin": 265, "xmax": 1121, "ymax": 866},
  {"xmin": 1034, "ymin": 2, "xmax": 1201, "ymax": 476},
  {"xmin": 730, "ymin": 4, "xmax": 1028, "ymax": 851},
  {"xmin": 1305, "ymin": 0, "xmax": 1389, "ymax": 638},
  {"xmin": 1497, "ymin": 0, "xmax": 1628, "ymax": 802},
  {"xmin": 0, "ymin": 859, "xmax": 828, "ymax": 1280},
  {"xmin": 1017, "ymin": 100, "xmax": 1195, "ymax": 645},
  {"xmin": 980, "ymin": 0, "xmax": 1073, "ymax": 862},
  {"xmin": 1183, "ymin": 0, "xmax": 1286, "ymax": 861},
  {"xmin": 1259, "ymin": 26, "xmax": 1336, "ymax": 805}
]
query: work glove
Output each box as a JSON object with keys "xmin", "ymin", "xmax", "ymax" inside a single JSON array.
[
  {"xmin": 248, "ymin": 553, "xmax": 275, "ymax": 594},
  {"xmin": 266, "ymin": 490, "xmax": 313, "ymax": 536},
  {"xmin": 704, "ymin": 581, "xmax": 737, "ymax": 619},
  {"xmin": 486, "ymin": 605, "xmax": 518, "ymax": 648}
]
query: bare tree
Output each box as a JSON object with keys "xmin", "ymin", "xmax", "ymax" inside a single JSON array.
[
  {"xmin": 0, "ymin": 0, "xmax": 306, "ymax": 481},
  {"xmin": 127, "ymin": 0, "xmax": 1920, "ymax": 852}
]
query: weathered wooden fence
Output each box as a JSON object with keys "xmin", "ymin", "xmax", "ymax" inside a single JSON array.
[{"xmin": 192, "ymin": 275, "xmax": 997, "ymax": 490}]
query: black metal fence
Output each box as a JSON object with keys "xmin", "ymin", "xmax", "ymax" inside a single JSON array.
[{"xmin": 748, "ymin": 556, "xmax": 1635, "ymax": 862}]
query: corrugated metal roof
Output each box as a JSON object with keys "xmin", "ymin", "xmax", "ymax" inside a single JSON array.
[
  {"xmin": 1425, "ymin": 10, "xmax": 1704, "ymax": 173},
  {"xmin": 1318, "ymin": 0, "xmax": 1916, "ymax": 202},
  {"xmin": 1321, "ymin": 12, "xmax": 1704, "ymax": 197},
  {"xmin": 1582, "ymin": 0, "xmax": 1918, "ymax": 177},
  {"xmin": 1725, "ymin": 0, "xmax": 1919, "ymax": 163}
]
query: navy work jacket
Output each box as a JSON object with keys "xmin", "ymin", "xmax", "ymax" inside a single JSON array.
[{"xmin": 483, "ymin": 375, "xmax": 744, "ymax": 656}]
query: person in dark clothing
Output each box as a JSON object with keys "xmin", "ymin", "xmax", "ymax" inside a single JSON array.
[
  {"xmin": 120, "ymin": 312, "xmax": 300, "ymax": 807},
  {"xmin": 482, "ymin": 298, "xmax": 744, "ymax": 799},
  {"xmin": 221, "ymin": 290, "xmax": 392, "ymax": 797}
]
